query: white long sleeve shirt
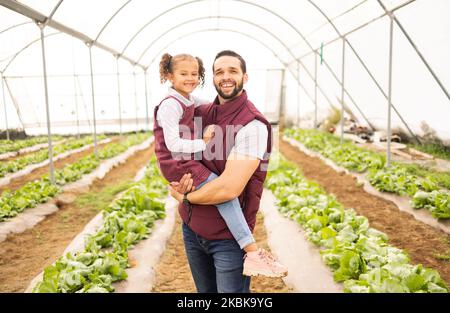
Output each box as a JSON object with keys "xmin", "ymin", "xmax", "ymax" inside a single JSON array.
[
  {"xmin": 157, "ymin": 88, "xmax": 269, "ymax": 160},
  {"xmin": 156, "ymin": 88, "xmax": 208, "ymax": 153}
]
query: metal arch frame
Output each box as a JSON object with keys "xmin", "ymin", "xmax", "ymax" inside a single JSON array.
[
  {"xmin": 1, "ymin": 0, "xmax": 373, "ymax": 130},
  {"xmin": 47, "ymin": 0, "xmax": 64, "ymax": 26},
  {"xmin": 138, "ymin": 16, "xmax": 292, "ymax": 65},
  {"xmin": 94, "ymin": 0, "xmax": 132, "ymax": 44},
  {"xmin": 0, "ymin": 21, "xmax": 34, "ymax": 64},
  {"xmin": 110, "ymin": 0, "xmax": 375, "ymax": 128},
  {"xmin": 376, "ymin": 0, "xmax": 449, "ymax": 102},
  {"xmin": 1, "ymin": 0, "xmax": 136, "ymax": 161},
  {"xmin": 1, "ymin": 31, "xmax": 62, "ymax": 73},
  {"xmin": 231, "ymin": 0, "xmax": 421, "ymax": 141},
  {"xmin": 147, "ymin": 28, "xmax": 277, "ymax": 68},
  {"xmin": 145, "ymin": 28, "xmax": 322, "ymax": 122},
  {"xmin": 120, "ymin": 0, "xmax": 312, "ymax": 58},
  {"xmin": 146, "ymin": 28, "xmax": 315, "ymax": 109},
  {"xmin": 0, "ymin": 0, "xmax": 146, "ymax": 71},
  {"xmin": 44, "ymin": 0, "xmax": 356, "ymax": 63},
  {"xmin": 2, "ymin": 0, "xmax": 446, "ymax": 137},
  {"xmin": 292, "ymin": 1, "xmax": 413, "ymax": 61},
  {"xmin": 0, "ymin": 2, "xmax": 411, "ymax": 105},
  {"xmin": 136, "ymin": 14, "xmax": 374, "ymax": 129},
  {"xmin": 138, "ymin": 16, "xmax": 333, "ymax": 109},
  {"xmin": 119, "ymin": 0, "xmax": 206, "ymax": 56},
  {"xmin": 146, "ymin": 29, "xmax": 283, "ymax": 71},
  {"xmin": 4, "ymin": 0, "xmax": 447, "ymax": 102},
  {"xmin": 0, "ymin": 21, "xmax": 33, "ymax": 35},
  {"xmin": 307, "ymin": 0, "xmax": 420, "ymax": 143},
  {"xmin": 306, "ymin": 0, "xmax": 369, "ymax": 37}
]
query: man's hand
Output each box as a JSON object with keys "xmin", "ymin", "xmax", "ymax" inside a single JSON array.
[{"xmin": 175, "ymin": 156, "xmax": 260, "ymax": 205}]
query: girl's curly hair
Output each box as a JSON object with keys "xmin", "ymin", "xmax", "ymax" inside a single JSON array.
[{"xmin": 159, "ymin": 53, "xmax": 205, "ymax": 86}]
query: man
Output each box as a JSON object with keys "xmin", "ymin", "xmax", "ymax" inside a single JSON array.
[{"xmin": 169, "ymin": 50, "xmax": 276, "ymax": 293}]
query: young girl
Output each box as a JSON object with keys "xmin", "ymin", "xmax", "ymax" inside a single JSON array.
[{"xmin": 153, "ymin": 53, "xmax": 287, "ymax": 278}]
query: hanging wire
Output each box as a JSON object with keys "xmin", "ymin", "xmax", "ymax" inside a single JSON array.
[
  {"xmin": 19, "ymin": 76, "xmax": 41, "ymax": 128},
  {"xmin": 75, "ymin": 75, "xmax": 92, "ymax": 129},
  {"xmin": 2, "ymin": 77, "xmax": 25, "ymax": 130}
]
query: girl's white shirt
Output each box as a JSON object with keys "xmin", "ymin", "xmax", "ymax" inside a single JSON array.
[
  {"xmin": 157, "ymin": 87, "xmax": 268, "ymax": 160},
  {"xmin": 156, "ymin": 87, "xmax": 208, "ymax": 153}
]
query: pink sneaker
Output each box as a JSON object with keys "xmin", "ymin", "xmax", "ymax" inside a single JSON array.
[{"xmin": 243, "ymin": 248, "xmax": 288, "ymax": 278}]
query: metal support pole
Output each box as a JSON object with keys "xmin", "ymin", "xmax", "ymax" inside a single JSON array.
[
  {"xmin": 278, "ymin": 69, "xmax": 286, "ymax": 131},
  {"xmin": 133, "ymin": 70, "xmax": 138, "ymax": 134},
  {"xmin": 73, "ymin": 75, "xmax": 80, "ymax": 138},
  {"xmin": 1, "ymin": 74, "xmax": 9, "ymax": 140},
  {"xmin": 314, "ymin": 52, "xmax": 318, "ymax": 129},
  {"xmin": 340, "ymin": 38, "xmax": 346, "ymax": 144},
  {"xmin": 71, "ymin": 38, "xmax": 80, "ymax": 139},
  {"xmin": 144, "ymin": 69, "xmax": 149, "ymax": 131},
  {"xmin": 387, "ymin": 14, "xmax": 394, "ymax": 167},
  {"xmin": 39, "ymin": 25, "xmax": 55, "ymax": 184},
  {"xmin": 296, "ymin": 62, "xmax": 300, "ymax": 128},
  {"xmin": 116, "ymin": 57, "xmax": 122, "ymax": 136},
  {"xmin": 88, "ymin": 44, "xmax": 98, "ymax": 157}
]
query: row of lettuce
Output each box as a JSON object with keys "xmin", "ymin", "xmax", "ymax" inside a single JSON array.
[
  {"xmin": 284, "ymin": 128, "xmax": 450, "ymax": 219},
  {"xmin": 0, "ymin": 135, "xmax": 107, "ymax": 178},
  {"xmin": 0, "ymin": 133, "xmax": 150, "ymax": 222},
  {"xmin": 33, "ymin": 157, "xmax": 167, "ymax": 293},
  {"xmin": 266, "ymin": 155, "xmax": 448, "ymax": 293},
  {"xmin": 0, "ymin": 135, "xmax": 63, "ymax": 154}
]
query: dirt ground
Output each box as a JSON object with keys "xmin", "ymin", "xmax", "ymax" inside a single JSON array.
[
  {"xmin": 0, "ymin": 144, "xmax": 154, "ymax": 292},
  {"xmin": 152, "ymin": 213, "xmax": 290, "ymax": 293},
  {"xmin": 0, "ymin": 137, "xmax": 119, "ymax": 194},
  {"xmin": 279, "ymin": 139, "xmax": 450, "ymax": 287}
]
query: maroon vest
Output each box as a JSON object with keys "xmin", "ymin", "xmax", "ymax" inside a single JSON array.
[
  {"xmin": 153, "ymin": 96, "xmax": 211, "ymax": 186},
  {"xmin": 179, "ymin": 90, "xmax": 273, "ymax": 240}
]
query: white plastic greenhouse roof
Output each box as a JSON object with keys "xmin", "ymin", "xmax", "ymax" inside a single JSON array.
[{"xmin": 0, "ymin": 0, "xmax": 449, "ymax": 141}]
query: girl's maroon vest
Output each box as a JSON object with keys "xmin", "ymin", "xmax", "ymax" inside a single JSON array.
[
  {"xmin": 153, "ymin": 96, "xmax": 211, "ymax": 186},
  {"xmin": 180, "ymin": 91, "xmax": 273, "ymax": 240}
]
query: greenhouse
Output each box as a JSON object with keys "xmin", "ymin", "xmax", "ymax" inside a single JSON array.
[{"xmin": 0, "ymin": 0, "xmax": 449, "ymax": 296}]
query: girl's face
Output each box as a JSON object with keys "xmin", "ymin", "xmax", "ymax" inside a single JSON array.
[{"xmin": 168, "ymin": 59, "xmax": 200, "ymax": 98}]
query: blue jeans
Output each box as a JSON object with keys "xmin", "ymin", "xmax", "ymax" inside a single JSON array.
[
  {"xmin": 197, "ymin": 172, "xmax": 255, "ymax": 249},
  {"xmin": 182, "ymin": 222, "xmax": 251, "ymax": 293}
]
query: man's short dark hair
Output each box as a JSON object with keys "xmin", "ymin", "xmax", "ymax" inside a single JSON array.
[{"xmin": 213, "ymin": 50, "xmax": 247, "ymax": 74}]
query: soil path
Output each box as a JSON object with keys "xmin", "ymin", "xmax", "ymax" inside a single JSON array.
[{"xmin": 151, "ymin": 213, "xmax": 290, "ymax": 293}]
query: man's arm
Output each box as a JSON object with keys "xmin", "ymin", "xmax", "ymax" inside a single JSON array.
[
  {"xmin": 170, "ymin": 156, "xmax": 259, "ymax": 205},
  {"xmin": 168, "ymin": 120, "xmax": 268, "ymax": 205}
]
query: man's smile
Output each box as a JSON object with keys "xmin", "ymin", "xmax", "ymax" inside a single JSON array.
[{"xmin": 220, "ymin": 81, "xmax": 235, "ymax": 91}]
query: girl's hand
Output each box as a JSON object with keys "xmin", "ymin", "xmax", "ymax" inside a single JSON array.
[
  {"xmin": 203, "ymin": 125, "xmax": 216, "ymax": 144},
  {"xmin": 169, "ymin": 174, "xmax": 195, "ymax": 202},
  {"xmin": 170, "ymin": 173, "xmax": 195, "ymax": 193},
  {"xmin": 169, "ymin": 173, "xmax": 195, "ymax": 203},
  {"xmin": 168, "ymin": 185, "xmax": 183, "ymax": 203}
]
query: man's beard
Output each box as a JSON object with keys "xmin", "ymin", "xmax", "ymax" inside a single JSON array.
[{"xmin": 214, "ymin": 79, "xmax": 244, "ymax": 100}]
